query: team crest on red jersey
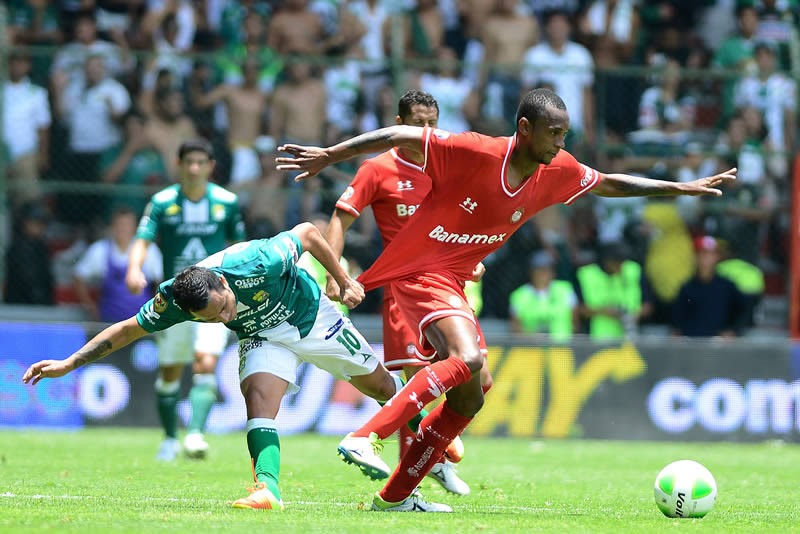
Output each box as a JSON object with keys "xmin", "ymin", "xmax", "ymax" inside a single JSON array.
[
  {"xmin": 341, "ymin": 186, "xmax": 354, "ymax": 200},
  {"xmin": 511, "ymin": 207, "xmax": 524, "ymax": 223}
]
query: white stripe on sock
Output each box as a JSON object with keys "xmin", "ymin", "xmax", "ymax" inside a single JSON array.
[{"xmin": 246, "ymin": 418, "xmax": 277, "ymax": 433}]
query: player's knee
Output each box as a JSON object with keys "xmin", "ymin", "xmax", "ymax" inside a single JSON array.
[{"xmin": 461, "ymin": 349, "xmax": 484, "ymax": 375}]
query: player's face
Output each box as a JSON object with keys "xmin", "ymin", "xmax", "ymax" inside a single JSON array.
[
  {"xmin": 522, "ymin": 106, "xmax": 569, "ymax": 164},
  {"xmin": 178, "ymin": 150, "xmax": 215, "ymax": 184},
  {"xmin": 397, "ymin": 105, "xmax": 439, "ymax": 129},
  {"xmin": 191, "ymin": 277, "xmax": 238, "ymax": 323}
]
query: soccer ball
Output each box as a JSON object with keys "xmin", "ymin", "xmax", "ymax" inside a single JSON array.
[{"xmin": 653, "ymin": 460, "xmax": 717, "ymax": 518}]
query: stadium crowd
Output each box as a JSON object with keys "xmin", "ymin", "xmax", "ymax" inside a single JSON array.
[{"xmin": 2, "ymin": 0, "xmax": 796, "ymax": 336}]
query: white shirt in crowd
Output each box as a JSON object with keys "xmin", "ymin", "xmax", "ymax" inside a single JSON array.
[
  {"xmin": 2, "ymin": 77, "xmax": 51, "ymax": 161},
  {"xmin": 735, "ymin": 73, "xmax": 796, "ymax": 151},
  {"xmin": 51, "ymin": 40, "xmax": 126, "ymax": 86},
  {"xmin": 521, "ymin": 41, "xmax": 594, "ymax": 132},
  {"xmin": 419, "ymin": 73, "xmax": 472, "ymax": 134},
  {"xmin": 75, "ymin": 239, "xmax": 163, "ymax": 286},
  {"xmin": 63, "ymin": 78, "xmax": 131, "ymax": 153},
  {"xmin": 637, "ymin": 87, "xmax": 696, "ymax": 130},
  {"xmin": 324, "ymin": 60, "xmax": 362, "ymax": 134}
]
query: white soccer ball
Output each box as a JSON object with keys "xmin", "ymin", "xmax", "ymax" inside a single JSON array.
[{"xmin": 653, "ymin": 460, "xmax": 717, "ymax": 518}]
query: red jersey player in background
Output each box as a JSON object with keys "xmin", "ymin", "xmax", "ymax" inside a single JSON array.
[
  {"xmin": 277, "ymin": 88, "xmax": 737, "ymax": 512},
  {"xmin": 325, "ymin": 90, "xmax": 483, "ymax": 496}
]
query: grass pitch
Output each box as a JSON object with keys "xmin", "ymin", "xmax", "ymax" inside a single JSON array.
[{"xmin": 1, "ymin": 429, "xmax": 799, "ymax": 533}]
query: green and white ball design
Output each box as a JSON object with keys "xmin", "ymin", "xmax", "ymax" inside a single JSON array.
[{"xmin": 654, "ymin": 460, "xmax": 717, "ymax": 518}]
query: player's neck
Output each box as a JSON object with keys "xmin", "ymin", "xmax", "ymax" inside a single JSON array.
[
  {"xmin": 507, "ymin": 149, "xmax": 542, "ymax": 188},
  {"xmin": 182, "ymin": 182, "xmax": 208, "ymax": 201},
  {"xmin": 397, "ymin": 147, "xmax": 424, "ymax": 165}
]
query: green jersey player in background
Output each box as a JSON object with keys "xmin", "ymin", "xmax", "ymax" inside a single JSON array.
[
  {"xmin": 125, "ymin": 138, "xmax": 246, "ymax": 461},
  {"xmin": 23, "ymin": 223, "xmax": 423, "ymax": 511}
]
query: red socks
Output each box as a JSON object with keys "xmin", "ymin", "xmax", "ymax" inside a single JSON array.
[
  {"xmin": 379, "ymin": 401, "xmax": 473, "ymax": 503},
  {"xmin": 353, "ymin": 357, "xmax": 473, "ymax": 439},
  {"xmin": 398, "ymin": 425, "xmax": 415, "ymax": 460}
]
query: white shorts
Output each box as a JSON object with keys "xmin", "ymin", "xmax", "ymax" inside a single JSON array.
[
  {"xmin": 156, "ymin": 321, "xmax": 231, "ymax": 366},
  {"xmin": 230, "ymin": 146, "xmax": 260, "ymax": 184},
  {"xmin": 238, "ymin": 296, "xmax": 379, "ymax": 394}
]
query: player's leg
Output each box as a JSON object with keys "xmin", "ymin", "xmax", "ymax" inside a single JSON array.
[
  {"xmin": 184, "ymin": 322, "xmax": 229, "ymax": 458},
  {"xmin": 233, "ymin": 338, "xmax": 302, "ymax": 511},
  {"xmin": 154, "ymin": 323, "xmax": 194, "ymax": 460},
  {"xmin": 373, "ymin": 315, "xmax": 482, "ymax": 509}
]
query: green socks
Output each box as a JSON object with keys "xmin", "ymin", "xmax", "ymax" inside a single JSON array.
[
  {"xmin": 155, "ymin": 377, "xmax": 180, "ymax": 439},
  {"xmin": 188, "ymin": 374, "xmax": 217, "ymax": 433},
  {"xmin": 246, "ymin": 419, "xmax": 282, "ymax": 500}
]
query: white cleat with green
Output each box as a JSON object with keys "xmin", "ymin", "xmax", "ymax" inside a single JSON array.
[
  {"xmin": 371, "ymin": 490, "xmax": 453, "ymax": 512},
  {"xmin": 337, "ymin": 432, "xmax": 391, "ymax": 480}
]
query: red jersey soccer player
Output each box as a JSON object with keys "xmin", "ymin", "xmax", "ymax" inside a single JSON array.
[
  {"xmin": 278, "ymin": 88, "xmax": 736, "ymax": 512},
  {"xmin": 325, "ymin": 90, "xmax": 483, "ymax": 496}
]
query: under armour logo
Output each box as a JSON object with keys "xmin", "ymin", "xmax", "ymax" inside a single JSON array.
[
  {"xmin": 409, "ymin": 392, "xmax": 424, "ymax": 409},
  {"xmin": 397, "ymin": 180, "xmax": 414, "ymax": 191},
  {"xmin": 460, "ymin": 197, "xmax": 477, "ymax": 214},
  {"xmin": 426, "ymin": 376, "xmax": 446, "ymax": 398}
]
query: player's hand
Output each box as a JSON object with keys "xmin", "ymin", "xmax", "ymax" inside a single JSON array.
[
  {"xmin": 471, "ymin": 262, "xmax": 486, "ymax": 282},
  {"xmin": 339, "ymin": 278, "xmax": 365, "ymax": 309},
  {"xmin": 326, "ymin": 275, "xmax": 342, "ymax": 303},
  {"xmin": 682, "ymin": 168, "xmax": 737, "ymax": 196},
  {"xmin": 23, "ymin": 359, "xmax": 72, "ymax": 385},
  {"xmin": 275, "ymin": 145, "xmax": 332, "ymax": 181},
  {"xmin": 125, "ymin": 269, "xmax": 148, "ymax": 294}
]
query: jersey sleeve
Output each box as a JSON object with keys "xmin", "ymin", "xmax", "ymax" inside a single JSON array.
[
  {"xmin": 73, "ymin": 241, "xmax": 107, "ymax": 283},
  {"xmin": 136, "ymin": 200, "xmax": 163, "ymax": 242},
  {"xmin": 420, "ymin": 127, "xmax": 486, "ymax": 188},
  {"xmin": 135, "ymin": 284, "xmax": 191, "ymax": 333},
  {"xmin": 226, "ymin": 198, "xmax": 246, "ymax": 242},
  {"xmin": 552, "ymin": 151, "xmax": 602, "ymax": 206},
  {"xmin": 335, "ymin": 159, "xmax": 380, "ymax": 217},
  {"xmin": 258, "ymin": 231, "xmax": 303, "ymax": 278}
]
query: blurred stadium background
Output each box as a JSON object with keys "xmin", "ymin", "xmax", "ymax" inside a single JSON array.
[{"xmin": 2, "ymin": 1, "xmax": 800, "ymax": 446}]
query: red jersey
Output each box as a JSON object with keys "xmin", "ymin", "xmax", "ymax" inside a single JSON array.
[
  {"xmin": 358, "ymin": 127, "xmax": 602, "ymax": 291},
  {"xmin": 335, "ymin": 148, "xmax": 431, "ymax": 247}
]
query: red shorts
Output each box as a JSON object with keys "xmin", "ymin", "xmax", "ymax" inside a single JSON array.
[
  {"xmin": 382, "ymin": 294, "xmax": 427, "ymax": 371},
  {"xmin": 390, "ymin": 272, "xmax": 488, "ymax": 360}
]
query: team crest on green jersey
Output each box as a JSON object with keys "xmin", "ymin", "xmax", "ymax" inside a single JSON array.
[
  {"xmin": 154, "ymin": 292, "xmax": 168, "ymax": 312},
  {"xmin": 253, "ymin": 290, "xmax": 269, "ymax": 302}
]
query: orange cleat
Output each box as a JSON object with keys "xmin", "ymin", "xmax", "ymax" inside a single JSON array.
[
  {"xmin": 443, "ymin": 435, "xmax": 465, "ymax": 464},
  {"xmin": 232, "ymin": 482, "xmax": 284, "ymax": 510}
]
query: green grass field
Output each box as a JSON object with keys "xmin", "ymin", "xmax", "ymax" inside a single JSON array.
[{"xmin": 2, "ymin": 429, "xmax": 799, "ymax": 533}]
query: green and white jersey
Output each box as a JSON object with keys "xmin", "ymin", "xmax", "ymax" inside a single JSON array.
[
  {"xmin": 136, "ymin": 183, "xmax": 246, "ymax": 277},
  {"xmin": 136, "ymin": 232, "xmax": 322, "ymax": 340}
]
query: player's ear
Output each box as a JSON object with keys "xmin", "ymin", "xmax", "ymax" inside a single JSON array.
[
  {"xmin": 395, "ymin": 115, "xmax": 403, "ymax": 125},
  {"xmin": 518, "ymin": 117, "xmax": 532, "ymax": 137},
  {"xmin": 219, "ymin": 275, "xmax": 228, "ymax": 289}
]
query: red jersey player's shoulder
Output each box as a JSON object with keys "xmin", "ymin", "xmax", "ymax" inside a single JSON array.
[
  {"xmin": 540, "ymin": 149, "xmax": 602, "ymax": 205},
  {"xmin": 423, "ymin": 127, "xmax": 509, "ymax": 156}
]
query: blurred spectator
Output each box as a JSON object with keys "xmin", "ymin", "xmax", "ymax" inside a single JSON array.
[
  {"xmin": 481, "ymin": 0, "xmax": 539, "ymax": 128},
  {"xmin": 73, "ymin": 206, "xmax": 163, "ymax": 322},
  {"xmin": 100, "ymin": 110, "xmax": 168, "ymax": 218},
  {"xmin": 672, "ymin": 235, "xmax": 747, "ymax": 337},
  {"xmin": 716, "ymin": 239, "xmax": 765, "ymax": 326},
  {"xmin": 94, "ymin": 0, "xmax": 143, "ymax": 48},
  {"xmin": 591, "ymin": 36, "xmax": 642, "ymax": 140},
  {"xmin": 144, "ymin": 86, "xmax": 198, "ymax": 179},
  {"xmin": 734, "ymin": 42, "xmax": 796, "ymax": 165},
  {"xmin": 347, "ymin": 0, "xmax": 394, "ymax": 114},
  {"xmin": 675, "ymin": 143, "xmax": 718, "ymax": 226},
  {"xmin": 324, "ymin": 37, "xmax": 367, "ymax": 140},
  {"xmin": 140, "ymin": 14, "xmax": 192, "ymax": 91},
  {"xmin": 8, "ymin": 0, "xmax": 62, "ymax": 46},
  {"xmin": 185, "ymin": 60, "xmax": 217, "ymax": 138},
  {"xmin": 4, "ymin": 203, "xmax": 53, "ymax": 305},
  {"xmin": 754, "ymin": 0, "xmax": 798, "ymax": 71},
  {"xmin": 522, "ymin": 10, "xmax": 594, "ymax": 148},
  {"xmin": 270, "ymin": 54, "xmax": 327, "ymax": 226},
  {"xmin": 509, "ymin": 250, "xmax": 577, "ymax": 341},
  {"xmin": 387, "ymin": 0, "xmax": 444, "ymax": 59},
  {"xmin": 636, "ymin": 57, "xmax": 696, "ymax": 143},
  {"xmin": 218, "ymin": 0, "xmax": 271, "ymax": 47},
  {"xmin": 215, "ymin": 10, "xmax": 283, "ymax": 93},
  {"xmin": 714, "ymin": 111, "xmax": 766, "ymax": 185},
  {"xmin": 50, "ymin": 10, "xmax": 127, "ymax": 88},
  {"xmin": 575, "ymin": 243, "xmax": 653, "ymax": 340},
  {"xmin": 418, "ymin": 47, "xmax": 479, "ymax": 134},
  {"xmin": 237, "ymin": 136, "xmax": 289, "ymax": 235},
  {"xmin": 54, "ymin": 54, "xmax": 131, "ymax": 225},
  {"xmin": 197, "ymin": 58, "xmax": 268, "ymax": 185},
  {"xmin": 142, "ymin": 0, "xmax": 201, "ymax": 52},
  {"xmin": 578, "ymin": 0, "xmax": 640, "ymax": 61},
  {"xmin": 713, "ymin": 3, "xmax": 759, "ymax": 119},
  {"xmin": 267, "ymin": 0, "xmax": 325, "ymax": 55},
  {"xmin": 3, "ymin": 51, "xmax": 51, "ymax": 210}
]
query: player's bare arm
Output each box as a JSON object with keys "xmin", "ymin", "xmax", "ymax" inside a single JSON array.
[
  {"xmin": 276, "ymin": 126, "xmax": 424, "ymax": 180},
  {"xmin": 325, "ymin": 208, "xmax": 357, "ymax": 302},
  {"xmin": 292, "ymin": 222, "xmax": 365, "ymax": 308},
  {"xmin": 126, "ymin": 238, "xmax": 152, "ymax": 294},
  {"xmin": 22, "ymin": 317, "xmax": 149, "ymax": 385},
  {"xmin": 592, "ymin": 168, "xmax": 737, "ymax": 198}
]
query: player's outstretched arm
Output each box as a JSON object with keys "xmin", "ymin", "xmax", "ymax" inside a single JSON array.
[
  {"xmin": 592, "ymin": 168, "xmax": 737, "ymax": 198},
  {"xmin": 292, "ymin": 222, "xmax": 365, "ymax": 308},
  {"xmin": 325, "ymin": 208, "xmax": 357, "ymax": 302},
  {"xmin": 22, "ymin": 317, "xmax": 149, "ymax": 385},
  {"xmin": 276, "ymin": 125, "xmax": 424, "ymax": 181}
]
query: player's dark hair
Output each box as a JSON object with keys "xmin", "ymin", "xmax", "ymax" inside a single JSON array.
[
  {"xmin": 516, "ymin": 88, "xmax": 567, "ymax": 126},
  {"xmin": 178, "ymin": 137, "xmax": 214, "ymax": 161},
  {"xmin": 398, "ymin": 89, "xmax": 439, "ymax": 121},
  {"xmin": 172, "ymin": 266, "xmax": 224, "ymax": 312}
]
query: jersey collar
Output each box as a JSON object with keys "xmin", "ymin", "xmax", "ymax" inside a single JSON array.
[
  {"xmin": 501, "ymin": 134, "xmax": 530, "ymax": 197},
  {"xmin": 391, "ymin": 148, "xmax": 425, "ymax": 172}
]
